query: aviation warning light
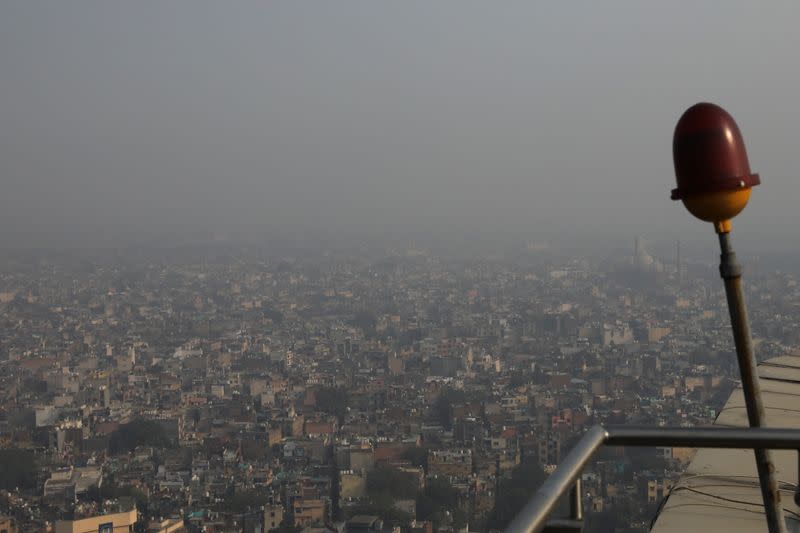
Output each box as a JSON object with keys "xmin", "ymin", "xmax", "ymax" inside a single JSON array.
[
  {"xmin": 671, "ymin": 102, "xmax": 760, "ymax": 233},
  {"xmin": 671, "ymin": 103, "xmax": 785, "ymax": 533}
]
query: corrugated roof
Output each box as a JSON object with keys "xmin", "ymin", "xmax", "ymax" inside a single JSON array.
[{"xmin": 651, "ymin": 354, "xmax": 800, "ymax": 532}]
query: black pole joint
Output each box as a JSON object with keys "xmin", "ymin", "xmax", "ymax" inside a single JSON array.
[{"xmin": 719, "ymin": 232, "xmax": 742, "ymax": 279}]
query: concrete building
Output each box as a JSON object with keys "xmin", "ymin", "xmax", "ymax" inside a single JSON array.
[
  {"xmin": 0, "ymin": 516, "xmax": 18, "ymax": 533},
  {"xmin": 346, "ymin": 515, "xmax": 382, "ymax": 533},
  {"xmin": 264, "ymin": 502, "xmax": 284, "ymax": 531},
  {"xmin": 292, "ymin": 498, "xmax": 326, "ymax": 527},
  {"xmin": 55, "ymin": 509, "xmax": 137, "ymax": 533},
  {"xmin": 646, "ymin": 479, "xmax": 673, "ymax": 504},
  {"xmin": 428, "ymin": 449, "xmax": 472, "ymax": 478},
  {"xmin": 147, "ymin": 518, "xmax": 185, "ymax": 533},
  {"xmin": 44, "ymin": 466, "xmax": 102, "ymax": 501}
]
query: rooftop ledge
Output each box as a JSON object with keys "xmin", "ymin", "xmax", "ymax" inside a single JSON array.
[{"xmin": 651, "ymin": 354, "xmax": 800, "ymax": 533}]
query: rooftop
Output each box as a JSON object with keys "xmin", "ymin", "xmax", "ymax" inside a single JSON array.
[{"xmin": 651, "ymin": 354, "xmax": 800, "ymax": 532}]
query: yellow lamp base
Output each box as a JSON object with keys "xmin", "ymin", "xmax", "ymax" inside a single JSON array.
[{"xmin": 681, "ymin": 188, "xmax": 751, "ymax": 234}]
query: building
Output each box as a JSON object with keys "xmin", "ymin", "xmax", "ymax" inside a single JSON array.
[
  {"xmin": 430, "ymin": 356, "xmax": 460, "ymax": 377},
  {"xmin": 537, "ymin": 432, "xmax": 561, "ymax": 467},
  {"xmin": 339, "ymin": 470, "xmax": 367, "ymax": 499},
  {"xmin": 55, "ymin": 509, "xmax": 137, "ymax": 533},
  {"xmin": 346, "ymin": 515, "xmax": 382, "ymax": 533},
  {"xmin": 264, "ymin": 502, "xmax": 284, "ymax": 531},
  {"xmin": 0, "ymin": 516, "xmax": 18, "ymax": 533},
  {"xmin": 292, "ymin": 498, "xmax": 326, "ymax": 527},
  {"xmin": 646, "ymin": 479, "xmax": 673, "ymax": 504},
  {"xmin": 44, "ymin": 466, "xmax": 102, "ymax": 501},
  {"xmin": 428, "ymin": 449, "xmax": 472, "ymax": 478},
  {"xmin": 147, "ymin": 519, "xmax": 185, "ymax": 533}
]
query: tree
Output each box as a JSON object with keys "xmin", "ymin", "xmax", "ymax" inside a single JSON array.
[
  {"xmin": 486, "ymin": 461, "xmax": 549, "ymax": 530},
  {"xmin": 431, "ymin": 388, "xmax": 466, "ymax": 431},
  {"xmin": 329, "ymin": 445, "xmax": 342, "ymax": 521},
  {"xmin": 416, "ymin": 477, "xmax": 462, "ymax": 528},
  {"xmin": 349, "ymin": 311, "xmax": 377, "ymax": 336},
  {"xmin": 262, "ymin": 307, "xmax": 284, "ymax": 325},
  {"xmin": 509, "ymin": 372, "xmax": 531, "ymax": 388},
  {"xmin": 220, "ymin": 489, "xmax": 271, "ymax": 513},
  {"xmin": 315, "ymin": 387, "xmax": 350, "ymax": 424},
  {"xmin": 433, "ymin": 394, "xmax": 453, "ymax": 430},
  {"xmin": 0, "ymin": 449, "xmax": 37, "ymax": 490},
  {"xmin": 342, "ymin": 465, "xmax": 419, "ymax": 527},
  {"xmin": 401, "ymin": 447, "xmax": 429, "ymax": 471},
  {"xmin": 367, "ymin": 464, "xmax": 418, "ymax": 500},
  {"xmin": 109, "ymin": 419, "xmax": 173, "ymax": 454},
  {"xmin": 189, "ymin": 407, "xmax": 202, "ymax": 427},
  {"xmin": 85, "ymin": 481, "xmax": 150, "ymax": 519}
]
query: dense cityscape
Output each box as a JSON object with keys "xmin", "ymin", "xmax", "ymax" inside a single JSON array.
[
  {"xmin": 5, "ymin": 1, "xmax": 800, "ymax": 532},
  {"xmin": 1, "ymin": 237, "xmax": 799, "ymax": 533}
]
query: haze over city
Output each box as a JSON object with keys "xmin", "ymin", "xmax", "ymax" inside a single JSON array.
[
  {"xmin": 2, "ymin": 2, "xmax": 800, "ymax": 250},
  {"xmin": 7, "ymin": 4, "xmax": 800, "ymax": 533}
]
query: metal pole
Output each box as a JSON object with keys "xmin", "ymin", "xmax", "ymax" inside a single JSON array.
[
  {"xmin": 505, "ymin": 426, "xmax": 607, "ymax": 533},
  {"xmin": 569, "ymin": 478, "xmax": 583, "ymax": 521},
  {"xmin": 718, "ymin": 231, "xmax": 786, "ymax": 533},
  {"xmin": 606, "ymin": 426, "xmax": 800, "ymax": 449}
]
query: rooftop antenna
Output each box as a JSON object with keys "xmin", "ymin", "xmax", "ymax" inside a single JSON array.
[{"xmin": 671, "ymin": 102, "xmax": 785, "ymax": 533}]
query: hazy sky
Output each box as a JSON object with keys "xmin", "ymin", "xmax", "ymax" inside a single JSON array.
[{"xmin": 2, "ymin": 2, "xmax": 800, "ymax": 249}]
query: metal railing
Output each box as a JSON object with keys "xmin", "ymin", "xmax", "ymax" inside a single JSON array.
[{"xmin": 504, "ymin": 425, "xmax": 800, "ymax": 533}]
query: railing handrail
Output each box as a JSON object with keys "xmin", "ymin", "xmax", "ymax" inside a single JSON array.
[{"xmin": 504, "ymin": 425, "xmax": 800, "ymax": 533}]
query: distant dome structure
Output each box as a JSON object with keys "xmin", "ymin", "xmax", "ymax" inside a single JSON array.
[{"xmin": 633, "ymin": 237, "xmax": 663, "ymax": 273}]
